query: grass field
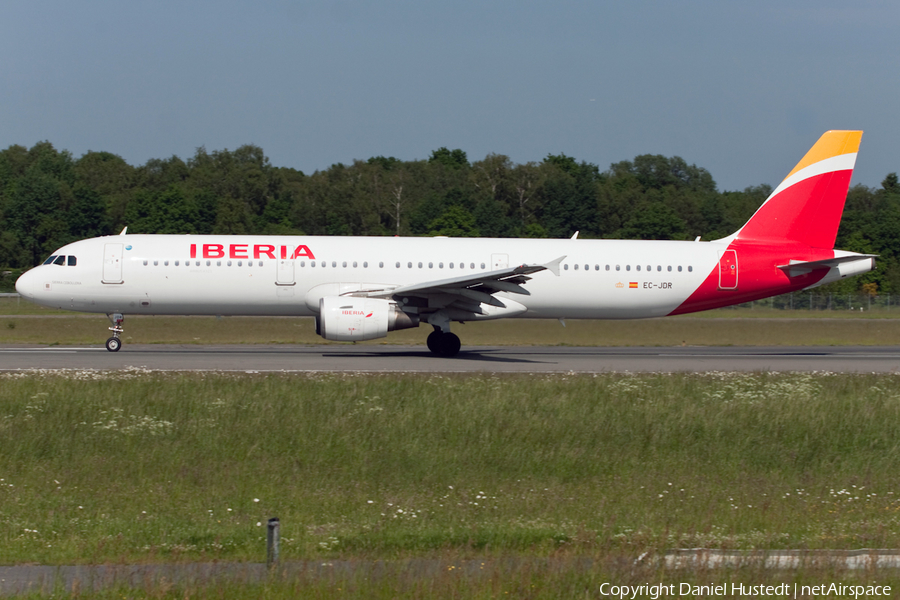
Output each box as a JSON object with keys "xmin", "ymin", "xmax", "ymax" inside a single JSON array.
[
  {"xmin": 4, "ymin": 295, "xmax": 899, "ymax": 318},
  {"xmin": 4, "ymin": 371, "xmax": 900, "ymax": 596},
  {"xmin": 4, "ymin": 312, "xmax": 900, "ymax": 347},
  {"xmin": 6, "ymin": 295, "xmax": 900, "ymax": 349},
  {"xmin": 4, "ymin": 371, "xmax": 900, "ymax": 562}
]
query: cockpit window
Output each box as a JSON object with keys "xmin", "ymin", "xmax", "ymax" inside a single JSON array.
[
  {"xmin": 67, "ymin": 256, "xmax": 77, "ymax": 266},
  {"xmin": 53, "ymin": 255, "xmax": 66, "ymax": 266},
  {"xmin": 43, "ymin": 255, "xmax": 57, "ymax": 265}
]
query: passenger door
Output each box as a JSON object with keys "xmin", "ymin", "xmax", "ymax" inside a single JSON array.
[
  {"xmin": 718, "ymin": 249, "xmax": 738, "ymax": 290},
  {"xmin": 102, "ymin": 243, "xmax": 124, "ymax": 284}
]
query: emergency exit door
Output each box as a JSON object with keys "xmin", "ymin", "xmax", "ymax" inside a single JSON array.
[
  {"xmin": 718, "ymin": 249, "xmax": 738, "ymax": 290},
  {"xmin": 276, "ymin": 259, "xmax": 295, "ymax": 285}
]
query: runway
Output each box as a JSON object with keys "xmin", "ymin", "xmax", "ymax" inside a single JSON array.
[
  {"xmin": 1, "ymin": 344, "xmax": 899, "ymax": 373},
  {"xmin": 3, "ymin": 551, "xmax": 899, "ymax": 595}
]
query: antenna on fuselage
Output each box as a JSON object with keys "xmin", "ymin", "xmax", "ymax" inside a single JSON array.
[{"xmin": 119, "ymin": 227, "xmax": 128, "ymax": 235}]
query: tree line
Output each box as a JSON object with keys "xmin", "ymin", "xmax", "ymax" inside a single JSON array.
[{"xmin": 1, "ymin": 141, "xmax": 897, "ymax": 294}]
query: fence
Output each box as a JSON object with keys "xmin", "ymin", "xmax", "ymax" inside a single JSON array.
[{"xmin": 730, "ymin": 293, "xmax": 890, "ymax": 312}]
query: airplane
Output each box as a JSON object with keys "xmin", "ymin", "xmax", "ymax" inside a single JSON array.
[{"xmin": 15, "ymin": 130, "xmax": 875, "ymax": 357}]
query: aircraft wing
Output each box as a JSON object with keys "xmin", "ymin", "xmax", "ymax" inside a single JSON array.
[
  {"xmin": 353, "ymin": 255, "xmax": 565, "ymax": 312},
  {"xmin": 776, "ymin": 254, "xmax": 877, "ymax": 278}
]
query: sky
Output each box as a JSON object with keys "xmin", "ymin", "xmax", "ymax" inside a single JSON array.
[{"xmin": 1, "ymin": 1, "xmax": 897, "ymax": 192}]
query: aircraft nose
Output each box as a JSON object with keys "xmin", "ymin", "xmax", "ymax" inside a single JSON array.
[{"xmin": 15, "ymin": 269, "xmax": 35, "ymax": 300}]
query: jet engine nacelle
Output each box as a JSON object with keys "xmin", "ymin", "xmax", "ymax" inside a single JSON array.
[{"xmin": 316, "ymin": 297, "xmax": 419, "ymax": 341}]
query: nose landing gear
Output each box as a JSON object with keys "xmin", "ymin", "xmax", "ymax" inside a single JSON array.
[{"xmin": 106, "ymin": 313, "xmax": 124, "ymax": 352}]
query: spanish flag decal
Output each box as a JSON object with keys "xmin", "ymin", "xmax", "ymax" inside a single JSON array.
[{"xmin": 629, "ymin": 282, "xmax": 638, "ymax": 289}]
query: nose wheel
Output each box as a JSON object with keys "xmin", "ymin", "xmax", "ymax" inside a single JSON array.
[{"xmin": 106, "ymin": 313, "xmax": 124, "ymax": 352}]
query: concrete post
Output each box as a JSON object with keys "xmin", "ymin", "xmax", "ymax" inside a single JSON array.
[{"xmin": 267, "ymin": 518, "xmax": 280, "ymax": 568}]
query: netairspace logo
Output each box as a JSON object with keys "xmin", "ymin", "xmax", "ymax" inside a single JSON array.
[{"xmin": 598, "ymin": 582, "xmax": 891, "ymax": 599}]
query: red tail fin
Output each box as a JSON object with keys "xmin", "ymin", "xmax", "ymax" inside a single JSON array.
[{"xmin": 734, "ymin": 130, "xmax": 862, "ymax": 249}]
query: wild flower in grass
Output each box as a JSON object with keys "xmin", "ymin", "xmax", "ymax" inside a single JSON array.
[
  {"xmin": 318, "ymin": 536, "xmax": 339, "ymax": 550},
  {"xmin": 91, "ymin": 408, "xmax": 174, "ymax": 436},
  {"xmin": 699, "ymin": 372, "xmax": 822, "ymax": 405}
]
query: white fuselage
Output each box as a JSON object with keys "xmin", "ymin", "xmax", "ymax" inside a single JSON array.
[{"xmin": 16, "ymin": 234, "xmax": 719, "ymax": 320}]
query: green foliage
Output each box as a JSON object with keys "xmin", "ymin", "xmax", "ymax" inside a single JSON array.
[
  {"xmin": 125, "ymin": 186, "xmax": 199, "ymax": 234},
  {"xmin": 367, "ymin": 155, "xmax": 402, "ymax": 171},
  {"xmin": 619, "ymin": 201, "xmax": 687, "ymax": 240},
  {"xmin": 428, "ymin": 205, "xmax": 479, "ymax": 237},
  {"xmin": 428, "ymin": 147, "xmax": 468, "ymax": 169},
  {"xmin": 0, "ymin": 140, "xmax": 896, "ymax": 296}
]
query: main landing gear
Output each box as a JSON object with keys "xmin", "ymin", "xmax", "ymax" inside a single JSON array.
[
  {"xmin": 426, "ymin": 327, "xmax": 461, "ymax": 358},
  {"xmin": 106, "ymin": 313, "xmax": 124, "ymax": 352}
]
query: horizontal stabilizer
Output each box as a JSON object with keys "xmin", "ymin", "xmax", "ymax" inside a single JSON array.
[{"xmin": 777, "ymin": 254, "xmax": 877, "ymax": 278}]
